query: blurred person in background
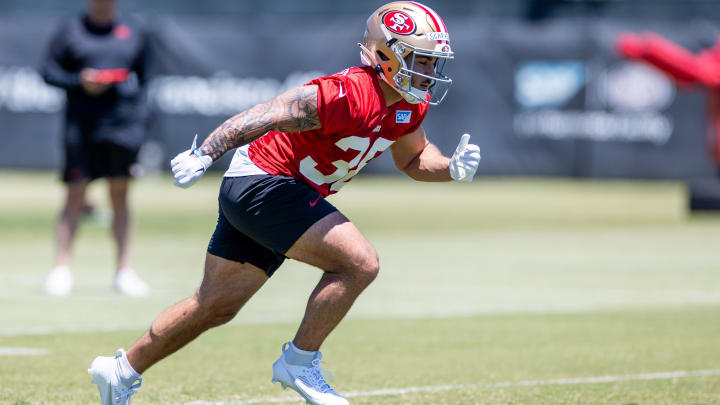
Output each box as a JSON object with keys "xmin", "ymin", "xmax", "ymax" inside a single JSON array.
[
  {"xmin": 617, "ymin": 32, "xmax": 720, "ymax": 177},
  {"xmin": 40, "ymin": 0, "xmax": 151, "ymax": 297},
  {"xmin": 87, "ymin": 2, "xmax": 480, "ymax": 405}
]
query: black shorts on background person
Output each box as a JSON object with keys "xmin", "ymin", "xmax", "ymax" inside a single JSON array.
[
  {"xmin": 41, "ymin": 0, "xmax": 152, "ymax": 297},
  {"xmin": 63, "ymin": 122, "xmax": 145, "ymax": 182}
]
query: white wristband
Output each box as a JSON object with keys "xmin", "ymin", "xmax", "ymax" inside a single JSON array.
[{"xmin": 192, "ymin": 149, "xmax": 213, "ymax": 171}]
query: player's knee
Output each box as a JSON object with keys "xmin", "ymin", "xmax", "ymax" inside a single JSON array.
[
  {"xmin": 206, "ymin": 305, "xmax": 240, "ymax": 327},
  {"xmin": 196, "ymin": 293, "xmax": 242, "ymax": 327},
  {"xmin": 63, "ymin": 195, "xmax": 87, "ymax": 213},
  {"xmin": 109, "ymin": 196, "xmax": 130, "ymax": 213},
  {"xmin": 353, "ymin": 248, "xmax": 380, "ymax": 287},
  {"xmin": 207, "ymin": 308, "xmax": 239, "ymax": 327}
]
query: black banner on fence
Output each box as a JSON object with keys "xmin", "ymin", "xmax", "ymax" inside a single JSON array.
[{"xmin": 0, "ymin": 14, "xmax": 716, "ymax": 179}]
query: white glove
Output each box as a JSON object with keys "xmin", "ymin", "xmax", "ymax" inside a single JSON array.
[
  {"xmin": 449, "ymin": 133, "xmax": 481, "ymax": 182},
  {"xmin": 170, "ymin": 135, "xmax": 213, "ymax": 188}
]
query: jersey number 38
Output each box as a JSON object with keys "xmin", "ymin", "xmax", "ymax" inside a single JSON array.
[{"xmin": 299, "ymin": 136, "xmax": 394, "ymax": 192}]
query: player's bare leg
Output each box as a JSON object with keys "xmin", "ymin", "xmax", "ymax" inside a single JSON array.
[
  {"xmin": 109, "ymin": 177, "xmax": 150, "ymax": 296},
  {"xmin": 271, "ymin": 211, "xmax": 376, "ymax": 404},
  {"xmin": 45, "ymin": 180, "xmax": 88, "ymax": 295},
  {"xmin": 89, "ymin": 255, "xmax": 267, "ymax": 404},
  {"xmin": 125, "ymin": 254, "xmax": 268, "ymax": 373},
  {"xmin": 286, "ymin": 211, "xmax": 379, "ymax": 350}
]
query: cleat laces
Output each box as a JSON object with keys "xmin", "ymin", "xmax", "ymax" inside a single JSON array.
[
  {"xmin": 112, "ymin": 379, "xmax": 142, "ymax": 405},
  {"xmin": 301, "ymin": 358, "xmax": 336, "ymax": 394}
]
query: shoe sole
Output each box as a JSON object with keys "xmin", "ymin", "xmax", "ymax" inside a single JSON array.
[
  {"xmin": 271, "ymin": 378, "xmax": 312, "ymax": 405},
  {"xmin": 272, "ymin": 360, "xmax": 321, "ymax": 405},
  {"xmin": 113, "ymin": 284, "xmax": 150, "ymax": 297},
  {"xmin": 273, "ymin": 380, "xmax": 313, "ymax": 404},
  {"xmin": 271, "ymin": 378, "xmax": 289, "ymax": 390}
]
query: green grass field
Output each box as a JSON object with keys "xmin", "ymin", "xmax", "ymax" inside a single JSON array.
[{"xmin": 1, "ymin": 171, "xmax": 719, "ymax": 404}]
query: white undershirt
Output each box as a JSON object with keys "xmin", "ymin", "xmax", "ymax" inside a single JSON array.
[{"xmin": 224, "ymin": 145, "xmax": 269, "ymax": 177}]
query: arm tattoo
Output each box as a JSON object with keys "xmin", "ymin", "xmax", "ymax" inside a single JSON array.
[{"xmin": 198, "ymin": 85, "xmax": 320, "ymax": 161}]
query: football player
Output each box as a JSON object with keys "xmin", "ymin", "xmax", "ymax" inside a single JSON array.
[{"xmin": 88, "ymin": 2, "xmax": 480, "ymax": 404}]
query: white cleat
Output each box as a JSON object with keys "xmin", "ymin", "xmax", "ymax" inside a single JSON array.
[
  {"xmin": 114, "ymin": 268, "xmax": 150, "ymax": 297},
  {"xmin": 88, "ymin": 349, "xmax": 142, "ymax": 405},
  {"xmin": 271, "ymin": 342, "xmax": 349, "ymax": 405},
  {"xmin": 44, "ymin": 266, "xmax": 73, "ymax": 296}
]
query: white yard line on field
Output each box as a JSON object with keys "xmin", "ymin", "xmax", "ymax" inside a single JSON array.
[
  {"xmin": 183, "ymin": 368, "xmax": 720, "ymax": 404},
  {"xmin": 0, "ymin": 347, "xmax": 49, "ymax": 356}
]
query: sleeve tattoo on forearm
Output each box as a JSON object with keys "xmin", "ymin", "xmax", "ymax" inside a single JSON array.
[{"xmin": 198, "ymin": 85, "xmax": 320, "ymax": 160}]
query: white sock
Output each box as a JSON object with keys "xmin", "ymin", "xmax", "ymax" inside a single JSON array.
[
  {"xmin": 117, "ymin": 352, "xmax": 141, "ymax": 386},
  {"xmin": 286, "ymin": 342, "xmax": 317, "ymax": 366}
]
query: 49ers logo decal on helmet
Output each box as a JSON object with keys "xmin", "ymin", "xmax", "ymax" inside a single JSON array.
[{"xmin": 382, "ymin": 10, "xmax": 416, "ymax": 35}]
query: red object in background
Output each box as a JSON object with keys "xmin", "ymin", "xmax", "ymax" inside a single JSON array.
[
  {"xmin": 616, "ymin": 32, "xmax": 720, "ymax": 167},
  {"xmin": 113, "ymin": 24, "xmax": 132, "ymax": 40},
  {"xmin": 93, "ymin": 68, "xmax": 130, "ymax": 83},
  {"xmin": 616, "ymin": 32, "xmax": 645, "ymax": 59}
]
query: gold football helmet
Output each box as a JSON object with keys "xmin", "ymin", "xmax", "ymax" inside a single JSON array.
[{"xmin": 359, "ymin": 1, "xmax": 453, "ymax": 105}]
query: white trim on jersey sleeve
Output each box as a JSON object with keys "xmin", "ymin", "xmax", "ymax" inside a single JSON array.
[{"xmin": 224, "ymin": 144, "xmax": 269, "ymax": 177}]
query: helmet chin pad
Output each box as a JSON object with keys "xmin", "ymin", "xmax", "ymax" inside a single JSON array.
[{"xmin": 401, "ymin": 86, "xmax": 429, "ymax": 104}]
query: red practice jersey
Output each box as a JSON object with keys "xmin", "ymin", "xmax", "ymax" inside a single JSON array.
[{"xmin": 248, "ymin": 66, "xmax": 429, "ymax": 197}]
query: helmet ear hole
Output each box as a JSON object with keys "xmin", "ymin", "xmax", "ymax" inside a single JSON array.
[{"xmin": 376, "ymin": 51, "xmax": 391, "ymax": 62}]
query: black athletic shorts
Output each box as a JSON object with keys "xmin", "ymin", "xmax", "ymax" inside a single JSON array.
[
  {"xmin": 207, "ymin": 175, "xmax": 338, "ymax": 277},
  {"xmin": 62, "ymin": 122, "xmax": 139, "ymax": 183}
]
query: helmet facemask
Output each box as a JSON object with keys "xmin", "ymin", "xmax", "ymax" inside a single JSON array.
[{"xmin": 388, "ymin": 40, "xmax": 453, "ymax": 105}]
